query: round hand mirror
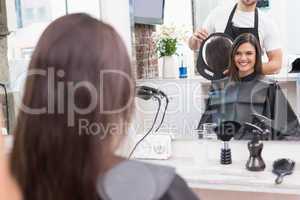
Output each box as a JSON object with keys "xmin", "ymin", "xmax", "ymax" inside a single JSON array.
[{"xmin": 196, "ymin": 33, "xmax": 233, "ymax": 80}]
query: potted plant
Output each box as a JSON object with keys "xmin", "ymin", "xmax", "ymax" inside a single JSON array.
[{"xmin": 153, "ymin": 24, "xmax": 190, "ymax": 78}]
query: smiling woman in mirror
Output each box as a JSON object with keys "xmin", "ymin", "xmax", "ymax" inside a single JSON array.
[
  {"xmin": 189, "ymin": 0, "xmax": 282, "ymax": 75},
  {"xmin": 199, "ymin": 33, "xmax": 300, "ymax": 140}
]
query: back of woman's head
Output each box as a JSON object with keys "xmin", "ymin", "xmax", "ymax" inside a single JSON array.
[
  {"xmin": 10, "ymin": 13, "xmax": 135, "ymax": 200},
  {"xmin": 228, "ymin": 33, "xmax": 262, "ymax": 81},
  {"xmin": 205, "ymin": 36, "xmax": 232, "ymax": 73}
]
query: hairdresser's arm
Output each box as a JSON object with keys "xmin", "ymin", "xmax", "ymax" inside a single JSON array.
[
  {"xmin": 0, "ymin": 110, "xmax": 22, "ymax": 200},
  {"xmin": 262, "ymin": 49, "xmax": 283, "ymax": 75}
]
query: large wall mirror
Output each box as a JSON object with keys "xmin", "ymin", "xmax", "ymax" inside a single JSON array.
[
  {"xmin": 133, "ymin": 0, "xmax": 300, "ymax": 142},
  {"xmin": 192, "ymin": 0, "xmax": 300, "ymax": 141},
  {"xmin": 1, "ymin": 0, "xmax": 300, "ymax": 142}
]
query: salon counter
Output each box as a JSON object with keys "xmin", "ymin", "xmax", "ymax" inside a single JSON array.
[
  {"xmin": 4, "ymin": 135, "xmax": 300, "ymax": 199},
  {"xmin": 141, "ymin": 139, "xmax": 300, "ymax": 197},
  {"xmin": 138, "ymin": 73, "xmax": 300, "ymax": 83}
]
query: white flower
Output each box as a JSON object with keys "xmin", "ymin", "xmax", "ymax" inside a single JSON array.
[
  {"xmin": 153, "ymin": 24, "xmax": 191, "ymax": 44},
  {"xmin": 153, "ymin": 24, "xmax": 192, "ymax": 57}
]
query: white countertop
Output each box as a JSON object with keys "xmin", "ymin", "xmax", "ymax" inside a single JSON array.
[
  {"xmin": 4, "ymin": 135, "xmax": 300, "ymax": 195},
  {"xmin": 137, "ymin": 73, "xmax": 300, "ymax": 84},
  {"xmin": 141, "ymin": 139, "xmax": 300, "ymax": 195}
]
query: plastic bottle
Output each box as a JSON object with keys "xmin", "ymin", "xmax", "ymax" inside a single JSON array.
[{"xmin": 179, "ymin": 53, "xmax": 187, "ymax": 78}]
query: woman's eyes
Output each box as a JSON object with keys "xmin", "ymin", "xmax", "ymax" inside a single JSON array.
[
  {"xmin": 235, "ymin": 51, "xmax": 255, "ymax": 56},
  {"xmin": 235, "ymin": 52, "xmax": 243, "ymax": 56}
]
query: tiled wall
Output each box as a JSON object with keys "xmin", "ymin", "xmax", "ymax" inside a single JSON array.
[
  {"xmin": 0, "ymin": 0, "xmax": 9, "ymax": 82},
  {"xmin": 0, "ymin": 0, "xmax": 13, "ymax": 134},
  {"xmin": 134, "ymin": 24, "xmax": 158, "ymax": 79}
]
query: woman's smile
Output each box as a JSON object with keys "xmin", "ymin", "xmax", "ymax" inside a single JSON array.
[{"xmin": 234, "ymin": 42, "xmax": 256, "ymax": 77}]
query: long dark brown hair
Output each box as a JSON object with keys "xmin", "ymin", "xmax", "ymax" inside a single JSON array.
[
  {"xmin": 10, "ymin": 13, "xmax": 135, "ymax": 200},
  {"xmin": 228, "ymin": 33, "xmax": 262, "ymax": 81}
]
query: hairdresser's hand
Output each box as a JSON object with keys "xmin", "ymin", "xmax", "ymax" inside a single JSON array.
[
  {"xmin": 0, "ymin": 109, "xmax": 22, "ymax": 200},
  {"xmin": 188, "ymin": 28, "xmax": 209, "ymax": 50}
]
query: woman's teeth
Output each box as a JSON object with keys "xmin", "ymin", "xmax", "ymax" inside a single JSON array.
[{"xmin": 239, "ymin": 62, "xmax": 248, "ymax": 66}]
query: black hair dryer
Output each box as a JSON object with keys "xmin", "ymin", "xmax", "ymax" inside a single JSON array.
[
  {"xmin": 244, "ymin": 122, "xmax": 266, "ymax": 171},
  {"xmin": 215, "ymin": 121, "xmax": 241, "ymax": 165},
  {"xmin": 251, "ymin": 113, "xmax": 272, "ymax": 140}
]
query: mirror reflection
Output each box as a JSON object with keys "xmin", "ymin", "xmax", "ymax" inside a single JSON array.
[
  {"xmin": 134, "ymin": 0, "xmax": 300, "ymax": 142},
  {"xmin": 196, "ymin": 33, "xmax": 233, "ymax": 80},
  {"xmin": 198, "ymin": 33, "xmax": 300, "ymax": 141}
]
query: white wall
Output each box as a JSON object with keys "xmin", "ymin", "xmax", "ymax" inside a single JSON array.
[
  {"xmin": 285, "ymin": 0, "xmax": 300, "ymax": 55},
  {"xmin": 67, "ymin": 0, "xmax": 101, "ymax": 18},
  {"xmin": 193, "ymin": 0, "xmax": 221, "ymax": 30},
  {"xmin": 99, "ymin": 0, "xmax": 132, "ymax": 58},
  {"xmin": 164, "ymin": 0, "xmax": 193, "ymax": 26}
]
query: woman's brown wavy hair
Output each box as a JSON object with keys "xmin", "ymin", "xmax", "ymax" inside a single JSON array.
[
  {"xmin": 10, "ymin": 13, "xmax": 135, "ymax": 200},
  {"xmin": 228, "ymin": 33, "xmax": 262, "ymax": 81}
]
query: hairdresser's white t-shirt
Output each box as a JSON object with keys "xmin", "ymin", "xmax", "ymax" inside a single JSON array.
[{"xmin": 202, "ymin": 5, "xmax": 281, "ymax": 53}]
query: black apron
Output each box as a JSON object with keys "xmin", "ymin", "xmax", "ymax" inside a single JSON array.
[{"xmin": 224, "ymin": 4, "xmax": 260, "ymax": 42}]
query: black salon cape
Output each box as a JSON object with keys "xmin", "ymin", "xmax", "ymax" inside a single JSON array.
[
  {"xmin": 198, "ymin": 74, "xmax": 300, "ymax": 140},
  {"xmin": 97, "ymin": 160, "xmax": 199, "ymax": 200}
]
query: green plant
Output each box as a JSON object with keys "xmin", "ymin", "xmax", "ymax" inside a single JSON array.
[
  {"xmin": 153, "ymin": 24, "xmax": 190, "ymax": 58},
  {"xmin": 157, "ymin": 38, "xmax": 177, "ymax": 57}
]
